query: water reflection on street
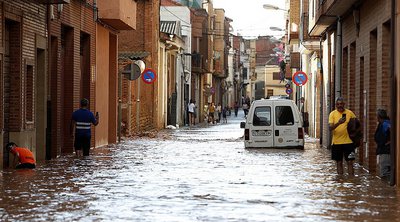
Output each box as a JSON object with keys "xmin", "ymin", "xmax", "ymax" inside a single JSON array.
[{"xmin": 1, "ymin": 116, "xmax": 400, "ymax": 221}]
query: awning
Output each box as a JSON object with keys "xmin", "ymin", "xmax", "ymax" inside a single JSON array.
[
  {"xmin": 160, "ymin": 21, "xmax": 182, "ymax": 38},
  {"xmin": 119, "ymin": 51, "xmax": 150, "ymax": 60},
  {"xmin": 118, "ymin": 51, "xmax": 149, "ymax": 72}
]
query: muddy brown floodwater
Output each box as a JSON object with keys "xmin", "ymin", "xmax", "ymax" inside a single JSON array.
[{"xmin": 1, "ymin": 115, "xmax": 400, "ymax": 221}]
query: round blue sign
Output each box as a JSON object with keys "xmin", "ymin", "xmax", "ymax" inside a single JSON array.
[
  {"xmin": 286, "ymin": 88, "xmax": 293, "ymax": 95},
  {"xmin": 141, "ymin": 68, "xmax": 157, "ymax": 84},
  {"xmin": 292, "ymin": 71, "xmax": 308, "ymax": 86}
]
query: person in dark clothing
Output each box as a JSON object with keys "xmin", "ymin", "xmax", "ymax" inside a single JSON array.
[
  {"xmin": 374, "ymin": 109, "xmax": 391, "ymax": 178},
  {"xmin": 234, "ymin": 101, "xmax": 239, "ymax": 117},
  {"xmin": 71, "ymin": 98, "xmax": 99, "ymax": 157}
]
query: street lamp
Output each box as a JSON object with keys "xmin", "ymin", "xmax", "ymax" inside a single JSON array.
[
  {"xmin": 270, "ymin": 26, "xmax": 285, "ymax": 32},
  {"xmin": 263, "ymin": 4, "xmax": 287, "ymax": 11}
]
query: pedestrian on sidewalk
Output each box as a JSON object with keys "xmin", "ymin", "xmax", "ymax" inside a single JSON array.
[
  {"xmin": 208, "ymin": 102, "xmax": 216, "ymax": 124},
  {"xmin": 6, "ymin": 142, "xmax": 36, "ymax": 169},
  {"xmin": 70, "ymin": 98, "xmax": 99, "ymax": 157},
  {"xmin": 216, "ymin": 103, "xmax": 222, "ymax": 123},
  {"xmin": 374, "ymin": 109, "xmax": 391, "ymax": 178},
  {"xmin": 222, "ymin": 106, "xmax": 228, "ymax": 123},
  {"xmin": 234, "ymin": 101, "xmax": 239, "ymax": 117},
  {"xmin": 188, "ymin": 99, "xmax": 196, "ymax": 126},
  {"xmin": 328, "ymin": 97, "xmax": 357, "ymax": 175}
]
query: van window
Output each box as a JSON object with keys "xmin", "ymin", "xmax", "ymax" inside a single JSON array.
[
  {"xmin": 275, "ymin": 106, "xmax": 294, "ymax": 125},
  {"xmin": 253, "ymin": 106, "xmax": 271, "ymax": 126}
]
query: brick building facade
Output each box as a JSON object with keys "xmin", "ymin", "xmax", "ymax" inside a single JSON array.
[
  {"xmin": 307, "ymin": 0, "xmax": 394, "ymax": 180},
  {"xmin": 0, "ymin": 0, "xmax": 47, "ymax": 168},
  {"xmin": 118, "ymin": 0, "xmax": 160, "ymax": 133},
  {"xmin": 48, "ymin": 0, "xmax": 96, "ymax": 158},
  {"xmin": 339, "ymin": 0, "xmax": 392, "ymax": 172}
]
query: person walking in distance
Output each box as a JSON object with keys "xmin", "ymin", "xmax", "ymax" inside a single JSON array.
[
  {"xmin": 6, "ymin": 142, "xmax": 36, "ymax": 169},
  {"xmin": 71, "ymin": 98, "xmax": 99, "ymax": 157},
  {"xmin": 374, "ymin": 109, "xmax": 391, "ymax": 179},
  {"xmin": 329, "ymin": 97, "xmax": 357, "ymax": 175},
  {"xmin": 188, "ymin": 99, "xmax": 196, "ymax": 126},
  {"xmin": 234, "ymin": 101, "xmax": 239, "ymax": 117}
]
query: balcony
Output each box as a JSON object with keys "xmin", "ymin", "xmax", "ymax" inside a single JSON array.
[
  {"xmin": 300, "ymin": 13, "xmax": 320, "ymax": 50},
  {"xmin": 309, "ymin": 0, "xmax": 359, "ymax": 36},
  {"xmin": 97, "ymin": 0, "xmax": 136, "ymax": 30},
  {"xmin": 290, "ymin": 52, "xmax": 300, "ymax": 69},
  {"xmin": 191, "ymin": 53, "xmax": 204, "ymax": 74},
  {"xmin": 36, "ymin": 0, "xmax": 70, "ymax": 4}
]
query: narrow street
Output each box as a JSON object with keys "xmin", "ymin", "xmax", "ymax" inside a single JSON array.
[{"xmin": 1, "ymin": 113, "xmax": 400, "ymax": 221}]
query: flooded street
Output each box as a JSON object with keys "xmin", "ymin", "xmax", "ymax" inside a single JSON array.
[{"xmin": 1, "ymin": 115, "xmax": 400, "ymax": 221}]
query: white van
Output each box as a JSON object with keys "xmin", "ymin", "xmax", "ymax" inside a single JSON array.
[{"xmin": 240, "ymin": 98, "xmax": 305, "ymax": 149}]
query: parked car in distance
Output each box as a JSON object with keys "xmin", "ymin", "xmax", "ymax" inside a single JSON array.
[{"xmin": 240, "ymin": 98, "xmax": 304, "ymax": 149}]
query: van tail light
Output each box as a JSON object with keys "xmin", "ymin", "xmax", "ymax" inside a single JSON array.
[
  {"xmin": 244, "ymin": 129, "xmax": 249, "ymax": 140},
  {"xmin": 298, "ymin": 128, "xmax": 304, "ymax": 139}
]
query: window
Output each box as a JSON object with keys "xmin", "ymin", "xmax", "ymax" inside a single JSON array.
[
  {"xmin": 243, "ymin": 68, "xmax": 248, "ymax": 79},
  {"xmin": 253, "ymin": 106, "xmax": 271, "ymax": 126},
  {"xmin": 26, "ymin": 65, "xmax": 33, "ymax": 122},
  {"xmin": 267, "ymin": 89, "xmax": 273, "ymax": 98},
  {"xmin": 273, "ymin": 72, "xmax": 280, "ymax": 80},
  {"xmin": 275, "ymin": 106, "xmax": 294, "ymax": 125}
]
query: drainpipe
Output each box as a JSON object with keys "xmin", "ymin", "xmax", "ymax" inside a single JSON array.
[
  {"xmin": 46, "ymin": 4, "xmax": 52, "ymax": 160},
  {"xmin": 118, "ymin": 70, "xmax": 122, "ymax": 143},
  {"xmin": 319, "ymin": 36, "xmax": 324, "ymax": 145},
  {"xmin": 335, "ymin": 17, "xmax": 342, "ymax": 99},
  {"xmin": 390, "ymin": 0, "xmax": 396, "ymax": 186}
]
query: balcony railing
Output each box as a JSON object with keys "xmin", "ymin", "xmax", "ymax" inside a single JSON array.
[{"xmin": 192, "ymin": 53, "xmax": 211, "ymax": 74}]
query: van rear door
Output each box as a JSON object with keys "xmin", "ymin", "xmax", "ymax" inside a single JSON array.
[
  {"xmin": 273, "ymin": 101, "xmax": 300, "ymax": 147},
  {"xmin": 248, "ymin": 105, "xmax": 274, "ymax": 148}
]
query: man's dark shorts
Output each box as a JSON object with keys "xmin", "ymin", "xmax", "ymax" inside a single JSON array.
[
  {"xmin": 74, "ymin": 135, "xmax": 91, "ymax": 156},
  {"xmin": 16, "ymin": 163, "xmax": 36, "ymax": 169},
  {"xmin": 331, "ymin": 143, "xmax": 355, "ymax": 161}
]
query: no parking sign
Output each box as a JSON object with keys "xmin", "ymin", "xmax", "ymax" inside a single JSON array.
[
  {"xmin": 141, "ymin": 68, "xmax": 157, "ymax": 84},
  {"xmin": 292, "ymin": 71, "xmax": 308, "ymax": 86}
]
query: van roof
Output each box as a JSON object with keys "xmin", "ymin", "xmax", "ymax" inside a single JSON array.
[
  {"xmin": 268, "ymin": 95, "xmax": 290, "ymax": 100},
  {"xmin": 252, "ymin": 98, "xmax": 296, "ymax": 105}
]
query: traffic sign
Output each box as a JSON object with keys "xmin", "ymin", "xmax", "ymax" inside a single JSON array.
[
  {"xmin": 141, "ymin": 68, "xmax": 157, "ymax": 84},
  {"xmin": 292, "ymin": 71, "xmax": 308, "ymax": 86},
  {"xmin": 285, "ymin": 83, "xmax": 290, "ymax": 88},
  {"xmin": 122, "ymin": 63, "xmax": 142, "ymax": 80},
  {"xmin": 286, "ymin": 88, "xmax": 293, "ymax": 95}
]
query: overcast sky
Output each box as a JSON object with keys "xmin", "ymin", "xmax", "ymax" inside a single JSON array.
[{"xmin": 213, "ymin": 0, "xmax": 286, "ymax": 39}]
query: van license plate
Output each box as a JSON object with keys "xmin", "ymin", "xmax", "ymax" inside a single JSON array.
[{"xmin": 252, "ymin": 130, "xmax": 271, "ymax": 136}]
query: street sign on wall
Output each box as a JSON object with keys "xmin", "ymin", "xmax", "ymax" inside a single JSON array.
[
  {"xmin": 141, "ymin": 68, "xmax": 157, "ymax": 84},
  {"xmin": 292, "ymin": 71, "xmax": 308, "ymax": 86}
]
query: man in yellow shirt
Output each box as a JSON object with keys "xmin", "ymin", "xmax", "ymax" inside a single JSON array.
[{"xmin": 329, "ymin": 97, "xmax": 356, "ymax": 175}]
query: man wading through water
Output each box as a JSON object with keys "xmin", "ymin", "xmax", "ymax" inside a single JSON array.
[
  {"xmin": 329, "ymin": 97, "xmax": 357, "ymax": 175},
  {"xmin": 71, "ymin": 98, "xmax": 99, "ymax": 157}
]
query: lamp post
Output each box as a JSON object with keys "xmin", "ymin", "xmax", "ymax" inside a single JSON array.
[
  {"xmin": 134, "ymin": 60, "xmax": 146, "ymax": 133},
  {"xmin": 263, "ymin": 4, "xmax": 287, "ymax": 11},
  {"xmin": 270, "ymin": 26, "xmax": 285, "ymax": 32}
]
